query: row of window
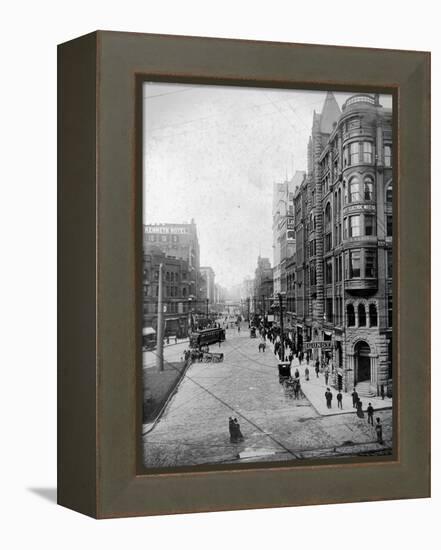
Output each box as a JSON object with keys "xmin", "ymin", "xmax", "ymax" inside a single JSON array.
[
  {"xmin": 146, "ymin": 234, "xmax": 180, "ymax": 243},
  {"xmin": 342, "ymin": 142, "xmax": 392, "ymax": 168},
  {"xmin": 143, "ymin": 284, "xmax": 190, "ymax": 298},
  {"xmin": 346, "ymin": 302, "xmax": 378, "ymax": 327},
  {"xmin": 143, "ymin": 269, "xmax": 188, "ymax": 282},
  {"xmin": 308, "ymin": 248, "xmax": 392, "ymax": 287}
]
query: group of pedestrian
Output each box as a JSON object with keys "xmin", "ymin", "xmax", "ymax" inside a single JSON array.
[{"xmin": 228, "ymin": 417, "xmax": 244, "ymax": 443}]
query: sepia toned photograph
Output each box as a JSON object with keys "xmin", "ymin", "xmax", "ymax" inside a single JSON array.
[{"xmin": 141, "ymin": 82, "xmax": 394, "ymax": 469}]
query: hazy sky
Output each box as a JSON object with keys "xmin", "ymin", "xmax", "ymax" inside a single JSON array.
[{"xmin": 143, "ymin": 83, "xmax": 391, "ymax": 288}]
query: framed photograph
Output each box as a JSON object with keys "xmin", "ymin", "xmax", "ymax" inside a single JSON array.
[{"xmin": 58, "ymin": 31, "xmax": 430, "ymax": 518}]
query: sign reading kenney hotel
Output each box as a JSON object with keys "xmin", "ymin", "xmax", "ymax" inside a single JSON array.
[
  {"xmin": 305, "ymin": 341, "xmax": 333, "ymax": 349},
  {"xmin": 144, "ymin": 225, "xmax": 188, "ymax": 234}
]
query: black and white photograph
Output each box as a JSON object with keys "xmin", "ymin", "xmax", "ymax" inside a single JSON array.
[{"xmin": 141, "ymin": 83, "xmax": 394, "ymax": 469}]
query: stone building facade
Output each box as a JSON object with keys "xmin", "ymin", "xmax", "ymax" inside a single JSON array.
[{"xmin": 293, "ymin": 92, "xmax": 393, "ymax": 396}]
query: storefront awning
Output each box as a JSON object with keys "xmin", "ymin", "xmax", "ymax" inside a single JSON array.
[
  {"xmin": 142, "ymin": 327, "xmax": 156, "ymax": 335},
  {"xmin": 324, "ymin": 330, "xmax": 333, "ymax": 336}
]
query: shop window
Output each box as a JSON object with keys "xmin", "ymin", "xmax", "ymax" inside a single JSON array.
[
  {"xmin": 369, "ymin": 303, "xmax": 378, "ymax": 327},
  {"xmin": 347, "ymin": 304, "xmax": 355, "ymax": 326},
  {"xmin": 364, "ymin": 176, "xmax": 374, "ymax": 200},
  {"xmin": 358, "ymin": 303, "xmax": 366, "ymax": 326}
]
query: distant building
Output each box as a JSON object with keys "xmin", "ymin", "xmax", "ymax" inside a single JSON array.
[
  {"xmin": 254, "ymin": 256, "xmax": 273, "ymax": 317},
  {"xmin": 200, "ymin": 266, "xmax": 216, "ymax": 304},
  {"xmin": 143, "ymin": 220, "xmax": 201, "ymax": 299},
  {"xmin": 272, "ymin": 170, "xmax": 306, "ymax": 319}
]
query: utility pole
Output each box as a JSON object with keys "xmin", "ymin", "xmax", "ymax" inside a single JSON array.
[
  {"xmin": 206, "ymin": 298, "xmax": 209, "ymax": 319},
  {"xmin": 247, "ymin": 297, "xmax": 250, "ymax": 323},
  {"xmin": 156, "ymin": 263, "xmax": 164, "ymax": 372},
  {"xmin": 278, "ymin": 292, "xmax": 284, "ymax": 360},
  {"xmin": 261, "ymin": 294, "xmax": 265, "ymax": 319}
]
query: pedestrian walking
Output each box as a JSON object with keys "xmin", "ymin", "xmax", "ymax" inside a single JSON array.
[
  {"xmin": 337, "ymin": 391, "xmax": 343, "ymax": 409},
  {"xmin": 367, "ymin": 403, "xmax": 374, "ymax": 425},
  {"xmin": 238, "ymin": 324, "xmax": 241, "ymax": 333},
  {"xmin": 294, "ymin": 368, "xmax": 300, "ymax": 379},
  {"xmin": 351, "ymin": 389, "xmax": 359, "ymax": 408},
  {"xmin": 228, "ymin": 417, "xmax": 236, "ymax": 443},
  {"xmin": 233, "ymin": 418, "xmax": 244, "ymax": 442},
  {"xmin": 305, "ymin": 366, "xmax": 310, "ymax": 381},
  {"xmin": 325, "ymin": 388, "xmax": 333, "ymax": 408},
  {"xmin": 380, "ymin": 385, "xmax": 385, "ymax": 400},
  {"xmin": 315, "ymin": 360, "xmax": 320, "ymax": 378},
  {"xmin": 356, "ymin": 399, "xmax": 364, "ymax": 418},
  {"xmin": 375, "ymin": 417, "xmax": 384, "ymax": 444},
  {"xmin": 324, "ymin": 368, "xmax": 329, "ymax": 386}
]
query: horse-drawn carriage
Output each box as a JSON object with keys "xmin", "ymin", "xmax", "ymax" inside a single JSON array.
[{"xmin": 278, "ymin": 361, "xmax": 291, "ymax": 381}]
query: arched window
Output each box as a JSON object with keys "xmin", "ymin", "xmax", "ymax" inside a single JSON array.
[
  {"xmin": 364, "ymin": 176, "xmax": 375, "ymax": 201},
  {"xmin": 386, "ymin": 182, "xmax": 393, "ymax": 203},
  {"xmin": 358, "ymin": 303, "xmax": 366, "ymax": 326},
  {"xmin": 349, "ymin": 175, "xmax": 361, "ymax": 202},
  {"xmin": 347, "ymin": 304, "xmax": 355, "ymax": 326},
  {"xmin": 369, "ymin": 303, "xmax": 378, "ymax": 327}
]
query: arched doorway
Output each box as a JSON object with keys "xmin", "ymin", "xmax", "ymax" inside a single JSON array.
[{"xmin": 355, "ymin": 341, "xmax": 371, "ymax": 383}]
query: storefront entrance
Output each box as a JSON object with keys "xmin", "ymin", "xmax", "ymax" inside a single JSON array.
[{"xmin": 355, "ymin": 341, "xmax": 371, "ymax": 383}]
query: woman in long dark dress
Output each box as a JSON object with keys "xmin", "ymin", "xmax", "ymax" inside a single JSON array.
[
  {"xmin": 233, "ymin": 418, "xmax": 244, "ymax": 441},
  {"xmin": 229, "ymin": 417, "xmax": 236, "ymax": 442}
]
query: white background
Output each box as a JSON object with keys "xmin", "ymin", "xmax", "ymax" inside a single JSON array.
[{"xmin": 0, "ymin": 1, "xmax": 438, "ymax": 548}]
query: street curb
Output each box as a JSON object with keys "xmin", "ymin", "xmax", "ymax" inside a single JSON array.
[{"xmin": 142, "ymin": 357, "xmax": 192, "ymax": 436}]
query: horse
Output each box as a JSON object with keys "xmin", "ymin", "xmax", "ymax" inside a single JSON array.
[{"xmin": 258, "ymin": 342, "xmax": 266, "ymax": 353}]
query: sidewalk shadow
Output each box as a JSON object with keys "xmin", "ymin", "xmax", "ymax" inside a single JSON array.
[{"xmin": 28, "ymin": 487, "xmax": 57, "ymax": 504}]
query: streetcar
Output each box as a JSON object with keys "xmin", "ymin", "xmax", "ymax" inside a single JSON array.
[{"xmin": 189, "ymin": 327, "xmax": 226, "ymax": 349}]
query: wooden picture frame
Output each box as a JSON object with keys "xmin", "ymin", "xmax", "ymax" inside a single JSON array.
[{"xmin": 58, "ymin": 31, "xmax": 430, "ymax": 518}]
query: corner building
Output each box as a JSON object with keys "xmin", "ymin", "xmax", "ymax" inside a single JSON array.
[{"xmin": 294, "ymin": 92, "xmax": 393, "ymax": 396}]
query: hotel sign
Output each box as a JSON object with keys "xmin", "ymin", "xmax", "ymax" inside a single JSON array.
[{"xmin": 144, "ymin": 226, "xmax": 188, "ymax": 234}]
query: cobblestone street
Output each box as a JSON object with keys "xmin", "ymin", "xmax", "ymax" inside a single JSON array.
[{"xmin": 143, "ymin": 325, "xmax": 392, "ymax": 468}]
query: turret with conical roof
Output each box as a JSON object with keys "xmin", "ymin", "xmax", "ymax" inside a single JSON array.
[{"xmin": 318, "ymin": 91, "xmax": 341, "ymax": 134}]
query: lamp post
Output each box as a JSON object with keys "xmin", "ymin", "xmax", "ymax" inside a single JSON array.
[
  {"xmin": 206, "ymin": 298, "xmax": 209, "ymax": 320},
  {"xmin": 278, "ymin": 292, "xmax": 284, "ymax": 360},
  {"xmin": 156, "ymin": 263, "xmax": 164, "ymax": 372}
]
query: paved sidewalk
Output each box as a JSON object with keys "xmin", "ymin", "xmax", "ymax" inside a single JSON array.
[{"xmin": 274, "ymin": 348, "xmax": 392, "ymax": 417}]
